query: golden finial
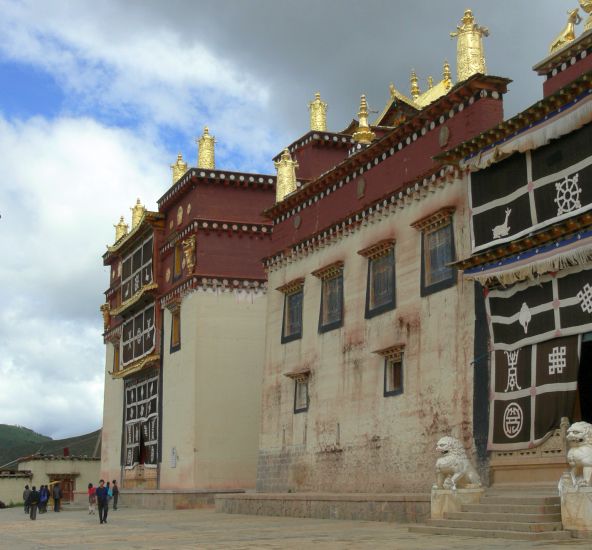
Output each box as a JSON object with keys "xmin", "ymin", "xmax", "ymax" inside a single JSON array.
[
  {"xmin": 114, "ymin": 216, "xmax": 129, "ymax": 242},
  {"xmin": 352, "ymin": 95, "xmax": 376, "ymax": 145},
  {"xmin": 443, "ymin": 60, "xmax": 453, "ymax": 90},
  {"xmin": 427, "ymin": 76, "xmax": 434, "ymax": 89},
  {"xmin": 197, "ymin": 126, "xmax": 215, "ymax": 169},
  {"xmin": 274, "ymin": 148, "xmax": 299, "ymax": 203},
  {"xmin": 581, "ymin": 0, "xmax": 592, "ymax": 32},
  {"xmin": 171, "ymin": 153, "xmax": 187, "ymax": 183},
  {"xmin": 100, "ymin": 303, "xmax": 111, "ymax": 331},
  {"xmin": 450, "ymin": 9, "xmax": 489, "ymax": 82},
  {"xmin": 410, "ymin": 70, "xmax": 421, "ymax": 100},
  {"xmin": 549, "ymin": 8, "xmax": 582, "ymax": 54},
  {"xmin": 130, "ymin": 198, "xmax": 145, "ymax": 228},
  {"xmin": 309, "ymin": 92, "xmax": 328, "ymax": 131}
]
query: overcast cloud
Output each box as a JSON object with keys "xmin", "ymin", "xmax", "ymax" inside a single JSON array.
[{"xmin": 0, "ymin": 0, "xmax": 578, "ymax": 438}]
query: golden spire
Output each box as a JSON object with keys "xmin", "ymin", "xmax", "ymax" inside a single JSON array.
[
  {"xmin": 450, "ymin": 9, "xmax": 489, "ymax": 82},
  {"xmin": 197, "ymin": 126, "xmax": 215, "ymax": 169},
  {"xmin": 582, "ymin": 0, "xmax": 592, "ymax": 32},
  {"xmin": 130, "ymin": 198, "xmax": 145, "ymax": 228},
  {"xmin": 443, "ymin": 60, "xmax": 453, "ymax": 90},
  {"xmin": 170, "ymin": 153, "xmax": 187, "ymax": 183},
  {"xmin": 427, "ymin": 76, "xmax": 434, "ymax": 89},
  {"xmin": 274, "ymin": 148, "xmax": 299, "ymax": 203},
  {"xmin": 410, "ymin": 70, "xmax": 421, "ymax": 100},
  {"xmin": 352, "ymin": 95, "xmax": 376, "ymax": 145},
  {"xmin": 309, "ymin": 92, "xmax": 328, "ymax": 131},
  {"xmin": 114, "ymin": 216, "xmax": 128, "ymax": 242},
  {"xmin": 549, "ymin": 8, "xmax": 582, "ymax": 54}
]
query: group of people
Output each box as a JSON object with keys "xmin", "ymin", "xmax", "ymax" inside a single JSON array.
[
  {"xmin": 23, "ymin": 479, "xmax": 119, "ymax": 523},
  {"xmin": 87, "ymin": 479, "xmax": 119, "ymax": 524},
  {"xmin": 23, "ymin": 483, "xmax": 62, "ymax": 520}
]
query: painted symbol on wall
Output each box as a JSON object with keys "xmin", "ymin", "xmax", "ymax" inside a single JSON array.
[
  {"xmin": 492, "ymin": 207, "xmax": 511, "ymax": 239},
  {"xmin": 577, "ymin": 283, "xmax": 592, "ymax": 314},
  {"xmin": 503, "ymin": 402, "xmax": 523, "ymax": 439},
  {"xmin": 554, "ymin": 173, "xmax": 581, "ymax": 216},
  {"xmin": 548, "ymin": 346, "xmax": 567, "ymax": 375},
  {"xmin": 518, "ymin": 302, "xmax": 532, "ymax": 334},
  {"xmin": 504, "ymin": 350, "xmax": 521, "ymax": 392}
]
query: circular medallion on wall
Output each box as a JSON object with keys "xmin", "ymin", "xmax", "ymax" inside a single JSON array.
[
  {"xmin": 165, "ymin": 268, "xmax": 171, "ymax": 282},
  {"xmin": 357, "ymin": 178, "xmax": 366, "ymax": 199},
  {"xmin": 177, "ymin": 206, "xmax": 183, "ymax": 226},
  {"xmin": 186, "ymin": 203, "xmax": 192, "ymax": 215},
  {"xmin": 293, "ymin": 215, "xmax": 301, "ymax": 229},
  {"xmin": 169, "ymin": 220, "xmax": 173, "ymax": 230}
]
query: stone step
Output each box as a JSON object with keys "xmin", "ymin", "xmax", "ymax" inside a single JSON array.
[
  {"xmin": 481, "ymin": 495, "xmax": 560, "ymax": 505},
  {"xmin": 462, "ymin": 503, "xmax": 560, "ymax": 514},
  {"xmin": 409, "ymin": 525, "xmax": 572, "ymax": 541},
  {"xmin": 428, "ymin": 518, "xmax": 563, "ymax": 533},
  {"xmin": 445, "ymin": 511, "xmax": 562, "ymax": 523}
]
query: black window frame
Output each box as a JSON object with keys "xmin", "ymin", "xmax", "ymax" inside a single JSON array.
[
  {"xmin": 365, "ymin": 248, "xmax": 396, "ymax": 319},
  {"xmin": 383, "ymin": 353, "xmax": 404, "ymax": 397},
  {"xmin": 318, "ymin": 272, "xmax": 344, "ymax": 333},
  {"xmin": 281, "ymin": 288, "xmax": 304, "ymax": 344},
  {"xmin": 420, "ymin": 220, "xmax": 456, "ymax": 297},
  {"xmin": 293, "ymin": 378, "xmax": 309, "ymax": 413}
]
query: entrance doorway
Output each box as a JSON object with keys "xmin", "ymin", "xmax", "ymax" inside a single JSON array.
[
  {"xmin": 49, "ymin": 475, "xmax": 75, "ymax": 502},
  {"xmin": 576, "ymin": 338, "xmax": 592, "ymax": 423}
]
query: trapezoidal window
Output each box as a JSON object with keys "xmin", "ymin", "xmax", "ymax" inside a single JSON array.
[
  {"xmin": 121, "ymin": 236, "xmax": 153, "ymax": 302},
  {"xmin": 312, "ymin": 262, "xmax": 344, "ymax": 334},
  {"xmin": 359, "ymin": 240, "xmax": 396, "ymax": 318},
  {"xmin": 279, "ymin": 279, "xmax": 304, "ymax": 344}
]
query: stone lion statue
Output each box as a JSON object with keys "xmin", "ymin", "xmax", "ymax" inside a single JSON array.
[
  {"xmin": 434, "ymin": 436, "xmax": 482, "ymax": 491},
  {"xmin": 566, "ymin": 421, "xmax": 592, "ymax": 488}
]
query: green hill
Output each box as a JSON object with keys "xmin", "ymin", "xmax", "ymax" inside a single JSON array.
[{"xmin": 0, "ymin": 425, "xmax": 101, "ymax": 469}]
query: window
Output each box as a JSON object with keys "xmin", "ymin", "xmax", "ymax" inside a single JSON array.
[
  {"xmin": 359, "ymin": 240, "xmax": 396, "ymax": 318},
  {"xmin": 312, "ymin": 262, "xmax": 344, "ymax": 333},
  {"xmin": 121, "ymin": 236, "xmax": 153, "ymax": 302},
  {"xmin": 121, "ymin": 304, "xmax": 156, "ymax": 367},
  {"xmin": 294, "ymin": 378, "xmax": 309, "ymax": 413},
  {"xmin": 373, "ymin": 344, "xmax": 404, "ymax": 397},
  {"xmin": 412, "ymin": 207, "xmax": 456, "ymax": 296},
  {"xmin": 384, "ymin": 355, "xmax": 403, "ymax": 396},
  {"xmin": 170, "ymin": 309, "xmax": 181, "ymax": 353},
  {"xmin": 113, "ymin": 342, "xmax": 120, "ymax": 373},
  {"xmin": 278, "ymin": 279, "xmax": 304, "ymax": 344},
  {"xmin": 173, "ymin": 242, "xmax": 183, "ymax": 280}
]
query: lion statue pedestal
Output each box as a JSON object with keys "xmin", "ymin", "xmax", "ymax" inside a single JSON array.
[
  {"xmin": 559, "ymin": 421, "xmax": 592, "ymax": 533},
  {"xmin": 431, "ymin": 436, "xmax": 483, "ymax": 520}
]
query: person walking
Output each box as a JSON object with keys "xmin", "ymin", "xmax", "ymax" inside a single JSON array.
[
  {"xmin": 95, "ymin": 479, "xmax": 109, "ymax": 524},
  {"xmin": 23, "ymin": 485, "xmax": 31, "ymax": 514},
  {"xmin": 88, "ymin": 483, "xmax": 96, "ymax": 515},
  {"xmin": 112, "ymin": 480, "xmax": 119, "ymax": 510},
  {"xmin": 39, "ymin": 485, "xmax": 49, "ymax": 513},
  {"xmin": 52, "ymin": 483, "xmax": 62, "ymax": 512},
  {"xmin": 28, "ymin": 486, "xmax": 39, "ymax": 520}
]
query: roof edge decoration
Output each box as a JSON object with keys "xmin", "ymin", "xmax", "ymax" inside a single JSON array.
[{"xmin": 103, "ymin": 211, "xmax": 164, "ymax": 262}]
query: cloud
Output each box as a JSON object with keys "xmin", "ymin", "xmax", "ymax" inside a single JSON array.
[{"xmin": 0, "ymin": 113, "xmax": 169, "ymax": 437}]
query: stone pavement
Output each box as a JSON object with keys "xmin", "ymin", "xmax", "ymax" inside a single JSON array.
[{"xmin": 0, "ymin": 507, "xmax": 588, "ymax": 549}]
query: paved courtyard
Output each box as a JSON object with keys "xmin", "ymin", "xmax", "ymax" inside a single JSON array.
[{"xmin": 0, "ymin": 506, "xmax": 588, "ymax": 549}]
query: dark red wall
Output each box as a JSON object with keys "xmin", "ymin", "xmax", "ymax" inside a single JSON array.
[
  {"xmin": 270, "ymin": 97, "xmax": 504, "ymax": 253},
  {"xmin": 294, "ymin": 143, "xmax": 349, "ymax": 181},
  {"xmin": 542, "ymin": 55, "xmax": 592, "ymax": 96}
]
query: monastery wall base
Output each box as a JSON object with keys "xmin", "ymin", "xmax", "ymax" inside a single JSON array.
[
  {"xmin": 110, "ymin": 489, "xmax": 246, "ymax": 510},
  {"xmin": 215, "ymin": 492, "xmax": 430, "ymax": 523}
]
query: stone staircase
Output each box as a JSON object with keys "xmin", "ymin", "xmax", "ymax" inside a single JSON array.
[{"xmin": 409, "ymin": 491, "xmax": 573, "ymax": 541}]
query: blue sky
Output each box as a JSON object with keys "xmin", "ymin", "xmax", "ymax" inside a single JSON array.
[{"xmin": 0, "ymin": 0, "xmax": 577, "ymax": 439}]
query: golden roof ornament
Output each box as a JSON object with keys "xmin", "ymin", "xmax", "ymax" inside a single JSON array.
[
  {"xmin": 410, "ymin": 70, "xmax": 421, "ymax": 100},
  {"xmin": 274, "ymin": 148, "xmax": 299, "ymax": 203},
  {"xmin": 427, "ymin": 76, "xmax": 434, "ymax": 89},
  {"xmin": 309, "ymin": 92, "xmax": 328, "ymax": 131},
  {"xmin": 170, "ymin": 153, "xmax": 187, "ymax": 183},
  {"xmin": 114, "ymin": 216, "xmax": 128, "ymax": 242},
  {"xmin": 549, "ymin": 8, "xmax": 582, "ymax": 54},
  {"xmin": 197, "ymin": 126, "xmax": 215, "ymax": 169},
  {"xmin": 352, "ymin": 95, "xmax": 376, "ymax": 145},
  {"xmin": 443, "ymin": 60, "xmax": 453, "ymax": 90},
  {"xmin": 130, "ymin": 198, "xmax": 145, "ymax": 228},
  {"xmin": 450, "ymin": 9, "xmax": 489, "ymax": 82},
  {"xmin": 581, "ymin": 0, "xmax": 592, "ymax": 32}
]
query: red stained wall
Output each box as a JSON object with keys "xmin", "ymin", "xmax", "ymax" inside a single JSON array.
[
  {"xmin": 271, "ymin": 97, "xmax": 504, "ymax": 252},
  {"xmin": 293, "ymin": 143, "xmax": 349, "ymax": 181},
  {"xmin": 542, "ymin": 54, "xmax": 592, "ymax": 96}
]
